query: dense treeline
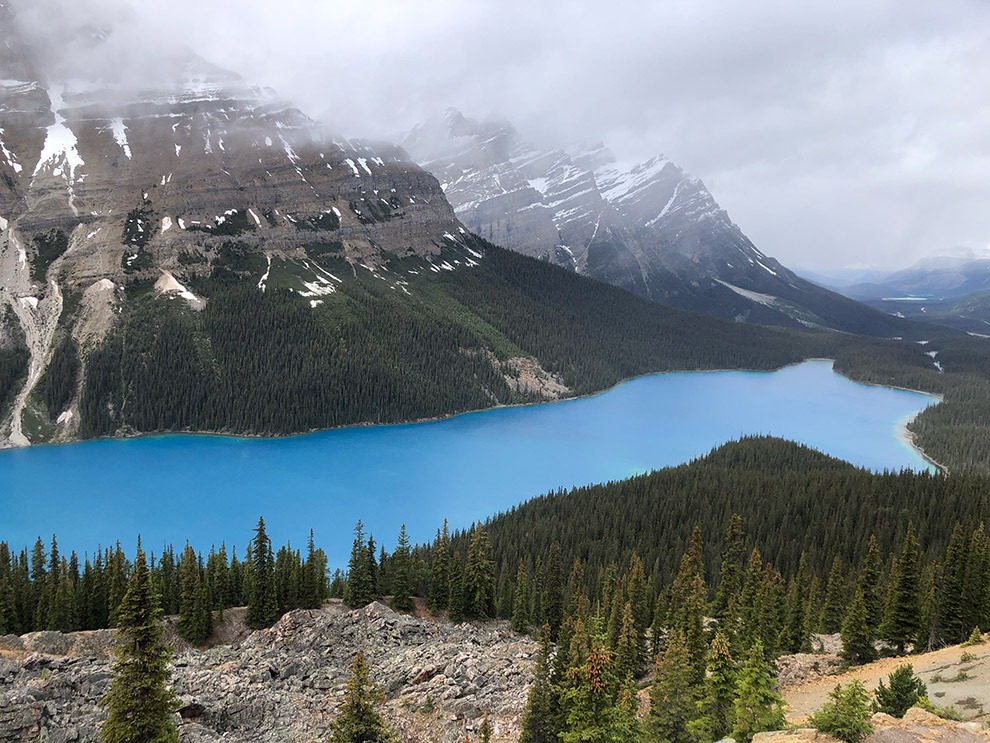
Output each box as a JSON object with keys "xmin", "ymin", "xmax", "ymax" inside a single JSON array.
[
  {"xmin": 79, "ymin": 283, "xmax": 512, "ymax": 437},
  {"xmin": 58, "ymin": 232, "xmax": 990, "ymax": 473},
  {"xmin": 406, "ymin": 437, "xmax": 990, "ymax": 653},
  {"xmin": 38, "ymin": 336, "xmax": 79, "ymax": 420},
  {"xmin": 0, "ymin": 517, "xmax": 328, "ymax": 643},
  {"xmin": 462, "ymin": 436, "xmax": 990, "ymax": 589}
]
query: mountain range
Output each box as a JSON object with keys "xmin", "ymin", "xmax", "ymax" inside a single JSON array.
[
  {"xmin": 401, "ymin": 109, "xmax": 909, "ymax": 336},
  {"xmin": 0, "ymin": 2, "xmax": 940, "ymax": 449},
  {"xmin": 821, "ymin": 250, "xmax": 990, "ymax": 334}
]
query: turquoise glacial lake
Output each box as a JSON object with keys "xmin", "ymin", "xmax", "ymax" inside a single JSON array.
[{"xmin": 0, "ymin": 360, "xmax": 937, "ymax": 566}]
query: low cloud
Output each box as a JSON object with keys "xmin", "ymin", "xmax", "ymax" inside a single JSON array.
[{"xmin": 11, "ymin": 0, "xmax": 990, "ymax": 270}]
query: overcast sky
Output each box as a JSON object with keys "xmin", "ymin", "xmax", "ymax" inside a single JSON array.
[{"xmin": 18, "ymin": 0, "xmax": 990, "ymax": 271}]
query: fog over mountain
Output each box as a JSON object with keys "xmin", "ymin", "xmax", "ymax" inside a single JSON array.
[{"xmin": 9, "ymin": 0, "xmax": 990, "ymax": 271}]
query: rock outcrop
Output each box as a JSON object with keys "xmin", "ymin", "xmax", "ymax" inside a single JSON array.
[
  {"xmin": 752, "ymin": 710, "xmax": 990, "ymax": 743},
  {"xmin": 0, "ymin": 601, "xmax": 537, "ymax": 743}
]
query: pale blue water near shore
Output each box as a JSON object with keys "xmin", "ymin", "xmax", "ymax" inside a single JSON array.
[{"xmin": 0, "ymin": 360, "xmax": 937, "ymax": 566}]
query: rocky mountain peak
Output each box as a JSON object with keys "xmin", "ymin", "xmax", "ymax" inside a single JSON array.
[{"xmin": 403, "ymin": 109, "xmax": 904, "ymax": 335}]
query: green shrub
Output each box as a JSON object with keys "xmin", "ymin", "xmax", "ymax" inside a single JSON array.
[
  {"xmin": 810, "ymin": 682, "xmax": 873, "ymax": 743},
  {"xmin": 873, "ymin": 665, "xmax": 927, "ymax": 717}
]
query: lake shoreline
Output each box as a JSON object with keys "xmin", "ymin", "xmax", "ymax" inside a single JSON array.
[{"xmin": 0, "ymin": 358, "xmax": 943, "ymax": 472}]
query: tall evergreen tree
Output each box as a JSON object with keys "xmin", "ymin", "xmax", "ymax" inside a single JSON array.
[
  {"xmin": 464, "ymin": 529, "xmax": 496, "ymax": 620},
  {"xmin": 821, "ymin": 557, "xmax": 846, "ymax": 634},
  {"xmin": 177, "ymin": 544, "xmax": 211, "ymax": 644},
  {"xmin": 428, "ymin": 521, "xmax": 451, "ymax": 613},
  {"xmin": 840, "ymin": 587, "xmax": 877, "ymax": 665},
  {"xmin": 880, "ymin": 523, "xmax": 922, "ymax": 654},
  {"xmin": 714, "ymin": 514, "xmax": 745, "ymax": 618},
  {"xmin": 390, "ymin": 525, "xmax": 413, "ymax": 612},
  {"xmin": 512, "ymin": 560, "xmax": 530, "ymax": 633},
  {"xmin": 100, "ymin": 542, "xmax": 178, "ymax": 743},
  {"xmin": 520, "ymin": 624, "xmax": 561, "ymax": 743},
  {"xmin": 625, "ymin": 553, "xmax": 649, "ymax": 668},
  {"xmin": 860, "ymin": 535, "xmax": 883, "ymax": 633},
  {"xmin": 614, "ymin": 601, "xmax": 638, "ymax": 681},
  {"xmin": 732, "ymin": 641, "xmax": 786, "ymax": 743},
  {"xmin": 448, "ymin": 551, "xmax": 465, "ymax": 623},
  {"xmin": 543, "ymin": 542, "xmax": 564, "ymax": 636},
  {"xmin": 246, "ymin": 517, "xmax": 278, "ymax": 629},
  {"xmin": 689, "ymin": 629, "xmax": 738, "ymax": 743},
  {"xmin": 344, "ymin": 521, "xmax": 376, "ymax": 609},
  {"xmin": 781, "ymin": 553, "xmax": 811, "ymax": 653},
  {"xmin": 562, "ymin": 637, "xmax": 638, "ymax": 743},
  {"xmin": 646, "ymin": 630, "xmax": 696, "ymax": 743}
]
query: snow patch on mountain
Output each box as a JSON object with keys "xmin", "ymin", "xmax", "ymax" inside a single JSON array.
[
  {"xmin": 33, "ymin": 85, "xmax": 84, "ymax": 183},
  {"xmin": 110, "ymin": 118, "xmax": 131, "ymax": 160}
]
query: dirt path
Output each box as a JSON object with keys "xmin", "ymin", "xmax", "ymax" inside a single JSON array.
[{"xmin": 784, "ymin": 643, "xmax": 990, "ymax": 723}]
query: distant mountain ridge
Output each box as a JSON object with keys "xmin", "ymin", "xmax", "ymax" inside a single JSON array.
[{"xmin": 403, "ymin": 109, "xmax": 911, "ymax": 336}]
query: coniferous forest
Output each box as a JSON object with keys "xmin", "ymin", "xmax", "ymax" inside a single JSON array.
[
  {"xmin": 8, "ymin": 234, "xmax": 977, "ymax": 475},
  {"xmin": 5, "ymin": 436, "xmax": 988, "ymax": 656}
]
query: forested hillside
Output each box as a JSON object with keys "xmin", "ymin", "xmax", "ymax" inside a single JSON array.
[{"xmin": 72, "ymin": 236, "xmax": 816, "ymax": 439}]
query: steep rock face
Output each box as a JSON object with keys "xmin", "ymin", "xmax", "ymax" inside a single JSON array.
[
  {"xmin": 0, "ymin": 2, "xmax": 487, "ymax": 446},
  {"xmin": 0, "ymin": 602, "xmax": 536, "ymax": 743},
  {"xmin": 403, "ymin": 109, "xmax": 909, "ymax": 336}
]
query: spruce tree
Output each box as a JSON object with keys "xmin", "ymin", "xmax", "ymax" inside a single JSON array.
[
  {"xmin": 860, "ymin": 535, "xmax": 882, "ymax": 633},
  {"xmin": 614, "ymin": 601, "xmax": 638, "ymax": 681},
  {"xmin": 428, "ymin": 521, "xmax": 451, "ymax": 613},
  {"xmin": 732, "ymin": 641, "xmax": 785, "ymax": 743},
  {"xmin": 714, "ymin": 514, "xmax": 745, "ymax": 619},
  {"xmin": 625, "ymin": 553, "xmax": 649, "ymax": 668},
  {"xmin": 520, "ymin": 624, "xmax": 561, "ymax": 743},
  {"xmin": 328, "ymin": 653, "xmax": 399, "ymax": 743},
  {"xmin": 737, "ymin": 548, "xmax": 764, "ymax": 653},
  {"xmin": 448, "ymin": 552, "xmax": 465, "ymax": 623},
  {"xmin": 390, "ymin": 525, "xmax": 413, "ymax": 612},
  {"xmin": 562, "ymin": 637, "xmax": 638, "ymax": 743},
  {"xmin": 821, "ymin": 557, "xmax": 846, "ymax": 634},
  {"xmin": 688, "ymin": 628, "xmax": 737, "ymax": 743},
  {"xmin": 345, "ymin": 521, "xmax": 375, "ymax": 609},
  {"xmin": 107, "ymin": 543, "xmax": 128, "ymax": 627},
  {"xmin": 177, "ymin": 544, "xmax": 205, "ymax": 643},
  {"xmin": 840, "ymin": 587, "xmax": 877, "ymax": 665},
  {"xmin": 246, "ymin": 517, "xmax": 278, "ymax": 629},
  {"xmin": 646, "ymin": 630, "xmax": 696, "ymax": 743},
  {"xmin": 100, "ymin": 542, "xmax": 178, "ymax": 743},
  {"xmin": 880, "ymin": 523, "xmax": 922, "ymax": 654},
  {"xmin": 932, "ymin": 524, "xmax": 967, "ymax": 647},
  {"xmin": 512, "ymin": 560, "xmax": 530, "ymax": 633},
  {"xmin": 781, "ymin": 553, "xmax": 811, "ymax": 653},
  {"xmin": 543, "ymin": 542, "xmax": 564, "ymax": 637},
  {"xmin": 566, "ymin": 558, "xmax": 585, "ymax": 616},
  {"xmin": 464, "ymin": 529, "xmax": 496, "ymax": 620}
]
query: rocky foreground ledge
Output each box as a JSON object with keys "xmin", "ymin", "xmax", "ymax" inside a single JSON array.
[
  {"xmin": 753, "ymin": 709, "xmax": 990, "ymax": 743},
  {"xmin": 0, "ymin": 601, "xmax": 537, "ymax": 743}
]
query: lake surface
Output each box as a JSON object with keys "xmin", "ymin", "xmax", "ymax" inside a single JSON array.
[{"xmin": 0, "ymin": 360, "xmax": 937, "ymax": 567}]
